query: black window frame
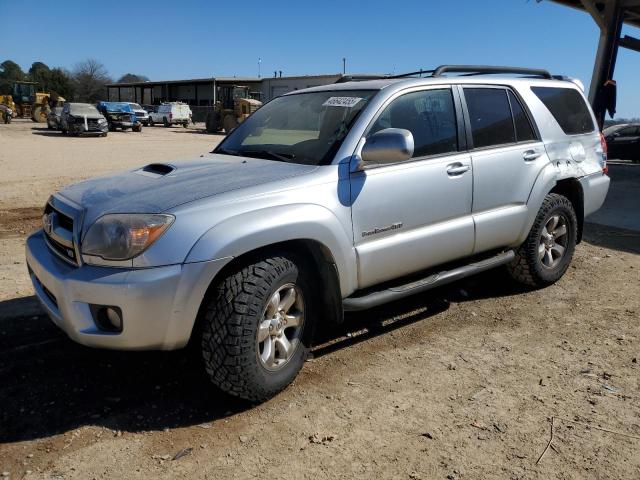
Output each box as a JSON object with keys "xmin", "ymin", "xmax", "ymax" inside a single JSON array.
[
  {"xmin": 362, "ymin": 85, "xmax": 467, "ymax": 167},
  {"xmin": 459, "ymin": 85, "xmax": 540, "ymax": 151}
]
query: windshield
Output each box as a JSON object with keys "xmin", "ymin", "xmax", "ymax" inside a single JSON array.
[
  {"xmin": 130, "ymin": 103, "xmax": 142, "ymax": 110},
  {"xmin": 215, "ymin": 90, "xmax": 377, "ymax": 165},
  {"xmin": 69, "ymin": 103, "xmax": 99, "ymax": 115}
]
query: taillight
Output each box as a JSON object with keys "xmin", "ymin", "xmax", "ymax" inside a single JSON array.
[
  {"xmin": 169, "ymin": 112, "xmax": 173, "ymax": 120},
  {"xmin": 599, "ymin": 132, "xmax": 608, "ymax": 174}
]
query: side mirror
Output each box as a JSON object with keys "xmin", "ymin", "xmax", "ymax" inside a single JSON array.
[{"xmin": 360, "ymin": 128, "xmax": 414, "ymax": 167}]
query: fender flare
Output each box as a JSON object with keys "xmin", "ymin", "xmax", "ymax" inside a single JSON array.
[
  {"xmin": 516, "ymin": 162, "xmax": 558, "ymax": 245},
  {"xmin": 185, "ymin": 203, "xmax": 358, "ymax": 296}
]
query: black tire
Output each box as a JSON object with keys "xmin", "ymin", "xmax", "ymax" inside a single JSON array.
[
  {"xmin": 182, "ymin": 122, "xmax": 187, "ymax": 128},
  {"xmin": 507, "ymin": 193, "xmax": 577, "ymax": 287},
  {"xmin": 163, "ymin": 118, "xmax": 170, "ymax": 127},
  {"xmin": 149, "ymin": 118, "xmax": 154, "ymax": 127},
  {"xmin": 108, "ymin": 122, "xmax": 115, "ymax": 132},
  {"xmin": 200, "ymin": 254, "xmax": 315, "ymax": 402}
]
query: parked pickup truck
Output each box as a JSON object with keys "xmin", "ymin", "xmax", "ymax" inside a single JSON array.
[
  {"xmin": 148, "ymin": 102, "xmax": 191, "ymax": 127},
  {"xmin": 26, "ymin": 65, "xmax": 609, "ymax": 402},
  {"xmin": 96, "ymin": 102, "xmax": 142, "ymax": 132}
]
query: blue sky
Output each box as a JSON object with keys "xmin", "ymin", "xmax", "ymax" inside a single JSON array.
[{"xmin": 2, "ymin": 0, "xmax": 639, "ymax": 117}]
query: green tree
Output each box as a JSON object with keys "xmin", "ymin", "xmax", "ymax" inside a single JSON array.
[
  {"xmin": 0, "ymin": 60, "xmax": 26, "ymax": 94},
  {"xmin": 0, "ymin": 60, "xmax": 26, "ymax": 81},
  {"xmin": 48, "ymin": 68, "xmax": 74, "ymax": 99},
  {"xmin": 28, "ymin": 61, "xmax": 51, "ymax": 90},
  {"xmin": 117, "ymin": 73, "xmax": 149, "ymax": 83}
]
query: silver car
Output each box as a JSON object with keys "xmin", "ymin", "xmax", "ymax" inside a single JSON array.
[{"xmin": 25, "ymin": 65, "xmax": 609, "ymax": 402}]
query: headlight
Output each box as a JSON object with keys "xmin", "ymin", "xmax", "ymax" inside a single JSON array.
[
  {"xmin": 98, "ymin": 118, "xmax": 107, "ymax": 124},
  {"xmin": 81, "ymin": 214, "xmax": 174, "ymax": 261}
]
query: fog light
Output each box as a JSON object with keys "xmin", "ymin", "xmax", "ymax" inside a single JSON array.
[
  {"xmin": 91, "ymin": 305, "xmax": 123, "ymax": 332},
  {"xmin": 105, "ymin": 307, "xmax": 122, "ymax": 331}
]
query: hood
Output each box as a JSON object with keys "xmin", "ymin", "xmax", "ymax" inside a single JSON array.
[{"xmin": 58, "ymin": 154, "xmax": 318, "ymax": 231}]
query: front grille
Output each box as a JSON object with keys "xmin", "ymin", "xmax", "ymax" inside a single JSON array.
[
  {"xmin": 45, "ymin": 234, "xmax": 78, "ymax": 263},
  {"xmin": 43, "ymin": 201, "xmax": 80, "ymax": 267}
]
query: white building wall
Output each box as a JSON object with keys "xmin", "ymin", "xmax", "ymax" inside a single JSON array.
[{"xmin": 260, "ymin": 76, "xmax": 341, "ymax": 102}]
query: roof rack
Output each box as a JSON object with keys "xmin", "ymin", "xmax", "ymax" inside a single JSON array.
[
  {"xmin": 431, "ymin": 65, "xmax": 552, "ymax": 79},
  {"xmin": 334, "ymin": 65, "xmax": 556, "ymax": 83}
]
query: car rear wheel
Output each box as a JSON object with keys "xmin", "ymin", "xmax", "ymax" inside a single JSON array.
[
  {"xmin": 507, "ymin": 193, "xmax": 577, "ymax": 287},
  {"xmin": 200, "ymin": 254, "xmax": 314, "ymax": 402},
  {"xmin": 163, "ymin": 118, "xmax": 170, "ymax": 127},
  {"xmin": 149, "ymin": 118, "xmax": 154, "ymax": 127}
]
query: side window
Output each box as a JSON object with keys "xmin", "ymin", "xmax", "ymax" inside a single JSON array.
[
  {"xmin": 508, "ymin": 91, "xmax": 536, "ymax": 142},
  {"xmin": 369, "ymin": 89, "xmax": 458, "ymax": 158},
  {"xmin": 531, "ymin": 86, "xmax": 595, "ymax": 135},
  {"xmin": 618, "ymin": 126, "xmax": 638, "ymax": 137},
  {"xmin": 464, "ymin": 88, "xmax": 515, "ymax": 148}
]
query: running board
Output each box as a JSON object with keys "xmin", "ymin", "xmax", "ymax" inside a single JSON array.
[{"xmin": 342, "ymin": 250, "xmax": 515, "ymax": 312}]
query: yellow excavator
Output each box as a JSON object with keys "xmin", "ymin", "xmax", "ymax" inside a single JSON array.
[{"xmin": 8, "ymin": 81, "xmax": 65, "ymax": 122}]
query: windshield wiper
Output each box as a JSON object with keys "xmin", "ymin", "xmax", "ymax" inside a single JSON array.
[
  {"xmin": 241, "ymin": 150, "xmax": 295, "ymax": 163},
  {"xmin": 213, "ymin": 147, "xmax": 240, "ymax": 156}
]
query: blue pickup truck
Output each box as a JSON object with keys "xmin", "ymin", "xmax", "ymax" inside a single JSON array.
[{"xmin": 96, "ymin": 102, "xmax": 142, "ymax": 132}]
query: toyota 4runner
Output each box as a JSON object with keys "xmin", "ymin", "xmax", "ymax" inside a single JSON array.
[{"xmin": 26, "ymin": 65, "xmax": 610, "ymax": 402}]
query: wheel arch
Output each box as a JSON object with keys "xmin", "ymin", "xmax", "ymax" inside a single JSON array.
[
  {"xmin": 519, "ymin": 164, "xmax": 585, "ymax": 245},
  {"xmin": 549, "ymin": 178, "xmax": 584, "ymax": 244},
  {"xmin": 187, "ymin": 238, "xmax": 344, "ymax": 351}
]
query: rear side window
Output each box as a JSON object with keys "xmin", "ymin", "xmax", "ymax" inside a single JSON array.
[
  {"xmin": 508, "ymin": 91, "xmax": 536, "ymax": 142},
  {"xmin": 531, "ymin": 86, "xmax": 594, "ymax": 135},
  {"xmin": 464, "ymin": 88, "xmax": 515, "ymax": 148}
]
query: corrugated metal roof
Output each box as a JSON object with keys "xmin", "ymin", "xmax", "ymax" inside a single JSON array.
[
  {"xmin": 106, "ymin": 77, "xmax": 260, "ymax": 87},
  {"xmin": 550, "ymin": 0, "xmax": 640, "ymax": 28}
]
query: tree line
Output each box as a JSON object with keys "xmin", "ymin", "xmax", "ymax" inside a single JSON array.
[{"xmin": 0, "ymin": 59, "xmax": 148, "ymax": 103}]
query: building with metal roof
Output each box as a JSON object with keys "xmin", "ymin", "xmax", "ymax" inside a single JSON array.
[{"xmin": 550, "ymin": 0, "xmax": 640, "ymax": 126}]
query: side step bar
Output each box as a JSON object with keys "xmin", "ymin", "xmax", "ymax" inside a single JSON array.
[{"xmin": 342, "ymin": 250, "xmax": 515, "ymax": 312}]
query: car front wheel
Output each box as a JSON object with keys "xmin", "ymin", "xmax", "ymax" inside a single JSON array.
[
  {"xmin": 507, "ymin": 193, "xmax": 577, "ymax": 287},
  {"xmin": 200, "ymin": 254, "xmax": 314, "ymax": 402}
]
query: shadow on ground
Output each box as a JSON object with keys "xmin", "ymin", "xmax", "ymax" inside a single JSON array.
[
  {"xmin": 0, "ymin": 269, "xmax": 525, "ymax": 444},
  {"xmin": 583, "ymin": 222, "xmax": 640, "ymax": 255}
]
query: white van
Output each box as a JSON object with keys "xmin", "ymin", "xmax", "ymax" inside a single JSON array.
[{"xmin": 149, "ymin": 102, "xmax": 192, "ymax": 127}]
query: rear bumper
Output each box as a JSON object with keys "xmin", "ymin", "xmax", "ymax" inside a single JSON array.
[
  {"xmin": 25, "ymin": 230, "xmax": 230, "ymax": 350},
  {"xmin": 580, "ymin": 172, "xmax": 610, "ymax": 217}
]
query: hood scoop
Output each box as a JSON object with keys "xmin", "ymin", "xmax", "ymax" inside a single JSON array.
[{"xmin": 136, "ymin": 163, "xmax": 176, "ymax": 178}]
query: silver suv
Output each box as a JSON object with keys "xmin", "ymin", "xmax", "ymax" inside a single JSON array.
[{"xmin": 26, "ymin": 65, "xmax": 610, "ymax": 401}]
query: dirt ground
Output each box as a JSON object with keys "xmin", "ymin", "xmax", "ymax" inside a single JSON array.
[{"xmin": 1, "ymin": 120, "xmax": 639, "ymax": 479}]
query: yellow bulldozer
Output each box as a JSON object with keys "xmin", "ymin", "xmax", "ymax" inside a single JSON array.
[
  {"xmin": 205, "ymin": 85, "xmax": 262, "ymax": 134},
  {"xmin": 9, "ymin": 81, "xmax": 65, "ymax": 122}
]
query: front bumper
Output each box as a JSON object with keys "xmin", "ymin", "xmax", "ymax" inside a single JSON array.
[
  {"xmin": 69, "ymin": 122, "xmax": 108, "ymax": 134},
  {"xmin": 25, "ymin": 230, "xmax": 229, "ymax": 350}
]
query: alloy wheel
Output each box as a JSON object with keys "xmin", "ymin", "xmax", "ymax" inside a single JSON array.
[
  {"xmin": 538, "ymin": 213, "xmax": 569, "ymax": 269},
  {"xmin": 257, "ymin": 283, "xmax": 305, "ymax": 371}
]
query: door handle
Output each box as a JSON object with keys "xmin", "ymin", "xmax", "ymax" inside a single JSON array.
[
  {"xmin": 523, "ymin": 150, "xmax": 542, "ymax": 162},
  {"xmin": 446, "ymin": 163, "xmax": 470, "ymax": 176}
]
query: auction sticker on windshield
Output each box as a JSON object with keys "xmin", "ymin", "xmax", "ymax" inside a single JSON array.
[{"xmin": 322, "ymin": 97, "xmax": 363, "ymax": 108}]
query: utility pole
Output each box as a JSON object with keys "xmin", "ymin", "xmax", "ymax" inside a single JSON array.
[
  {"xmin": 342, "ymin": 57, "xmax": 346, "ymax": 74},
  {"xmin": 258, "ymin": 58, "xmax": 261, "ymax": 78}
]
